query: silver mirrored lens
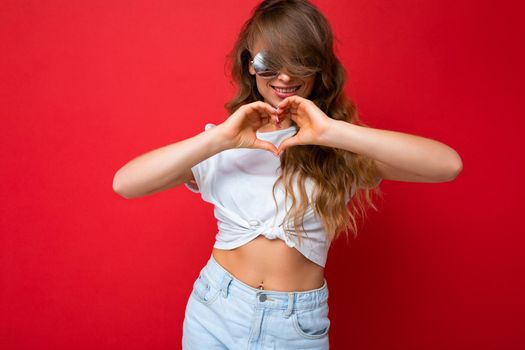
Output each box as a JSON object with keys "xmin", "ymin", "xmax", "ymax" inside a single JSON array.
[
  {"xmin": 252, "ymin": 51, "xmax": 278, "ymax": 78},
  {"xmin": 252, "ymin": 51, "xmax": 318, "ymax": 79}
]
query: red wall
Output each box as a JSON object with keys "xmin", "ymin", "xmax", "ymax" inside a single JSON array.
[{"xmin": 1, "ymin": 1, "xmax": 523, "ymax": 349}]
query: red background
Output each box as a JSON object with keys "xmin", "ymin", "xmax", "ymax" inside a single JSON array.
[{"xmin": 1, "ymin": 0, "xmax": 524, "ymax": 349}]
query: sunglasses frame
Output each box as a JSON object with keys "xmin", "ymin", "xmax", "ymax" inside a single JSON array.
[{"xmin": 249, "ymin": 51, "xmax": 317, "ymax": 80}]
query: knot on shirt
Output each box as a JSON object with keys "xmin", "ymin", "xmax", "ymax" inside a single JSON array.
[{"xmin": 247, "ymin": 219, "xmax": 296, "ymax": 247}]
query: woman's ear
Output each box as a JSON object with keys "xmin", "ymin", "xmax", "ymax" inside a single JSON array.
[{"xmin": 248, "ymin": 60, "xmax": 256, "ymax": 75}]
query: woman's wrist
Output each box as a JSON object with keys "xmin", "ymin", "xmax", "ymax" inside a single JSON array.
[
  {"xmin": 206, "ymin": 123, "xmax": 236, "ymax": 151},
  {"xmin": 317, "ymin": 118, "xmax": 344, "ymax": 148}
]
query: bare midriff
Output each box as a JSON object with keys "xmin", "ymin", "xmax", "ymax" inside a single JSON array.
[{"xmin": 212, "ymin": 235, "xmax": 325, "ymax": 292}]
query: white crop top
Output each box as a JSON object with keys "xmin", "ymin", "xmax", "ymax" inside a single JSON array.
[{"xmin": 184, "ymin": 122, "xmax": 358, "ymax": 267}]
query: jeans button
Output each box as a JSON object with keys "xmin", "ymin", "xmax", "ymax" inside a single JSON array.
[{"xmin": 259, "ymin": 294, "xmax": 267, "ymax": 302}]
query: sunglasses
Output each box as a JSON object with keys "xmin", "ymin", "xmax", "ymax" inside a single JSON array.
[{"xmin": 250, "ymin": 51, "xmax": 317, "ymax": 79}]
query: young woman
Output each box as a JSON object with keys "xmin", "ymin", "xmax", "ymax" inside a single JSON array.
[{"xmin": 113, "ymin": 0, "xmax": 463, "ymax": 348}]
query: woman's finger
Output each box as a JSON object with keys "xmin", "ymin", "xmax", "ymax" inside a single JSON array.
[
  {"xmin": 277, "ymin": 135, "xmax": 302, "ymax": 155},
  {"xmin": 254, "ymin": 101, "xmax": 278, "ymax": 115},
  {"xmin": 250, "ymin": 103, "xmax": 278, "ymax": 124},
  {"xmin": 277, "ymin": 95, "xmax": 301, "ymax": 110},
  {"xmin": 253, "ymin": 138, "xmax": 280, "ymax": 156}
]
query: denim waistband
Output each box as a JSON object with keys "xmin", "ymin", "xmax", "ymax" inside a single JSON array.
[{"xmin": 200, "ymin": 253, "xmax": 328, "ymax": 316}]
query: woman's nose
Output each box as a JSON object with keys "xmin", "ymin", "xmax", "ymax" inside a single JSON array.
[{"xmin": 276, "ymin": 71, "xmax": 292, "ymax": 82}]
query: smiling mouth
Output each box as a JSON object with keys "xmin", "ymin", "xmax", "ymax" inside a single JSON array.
[{"xmin": 271, "ymin": 85, "xmax": 301, "ymax": 93}]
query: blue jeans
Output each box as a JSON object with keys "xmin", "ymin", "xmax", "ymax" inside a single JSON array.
[{"xmin": 182, "ymin": 253, "xmax": 330, "ymax": 349}]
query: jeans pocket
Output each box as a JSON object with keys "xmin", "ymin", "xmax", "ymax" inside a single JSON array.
[
  {"xmin": 191, "ymin": 272, "xmax": 221, "ymax": 306},
  {"xmin": 292, "ymin": 302, "xmax": 331, "ymax": 339}
]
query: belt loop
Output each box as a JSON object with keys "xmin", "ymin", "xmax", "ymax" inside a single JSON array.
[
  {"xmin": 220, "ymin": 274, "xmax": 233, "ymax": 298},
  {"xmin": 283, "ymin": 292, "xmax": 295, "ymax": 318}
]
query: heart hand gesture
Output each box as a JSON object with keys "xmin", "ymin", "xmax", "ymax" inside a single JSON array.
[
  {"xmin": 216, "ymin": 101, "xmax": 281, "ymax": 156},
  {"xmin": 274, "ymin": 96, "xmax": 333, "ymax": 155}
]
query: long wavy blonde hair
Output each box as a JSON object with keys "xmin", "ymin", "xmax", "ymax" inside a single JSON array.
[{"xmin": 224, "ymin": 0, "xmax": 383, "ymax": 244}]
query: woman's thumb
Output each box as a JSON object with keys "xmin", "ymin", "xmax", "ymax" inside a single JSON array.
[
  {"xmin": 276, "ymin": 137, "xmax": 299, "ymax": 155},
  {"xmin": 253, "ymin": 139, "xmax": 280, "ymax": 156}
]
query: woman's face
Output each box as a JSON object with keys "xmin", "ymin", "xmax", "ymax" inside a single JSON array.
[{"xmin": 248, "ymin": 41, "xmax": 316, "ymax": 110}]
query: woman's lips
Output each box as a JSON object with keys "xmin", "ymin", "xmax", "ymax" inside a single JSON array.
[{"xmin": 271, "ymin": 85, "xmax": 301, "ymax": 98}]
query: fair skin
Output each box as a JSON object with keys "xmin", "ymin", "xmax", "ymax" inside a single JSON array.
[
  {"xmin": 248, "ymin": 42, "xmax": 315, "ymax": 132},
  {"xmin": 246, "ymin": 39, "xmax": 462, "ymax": 181},
  {"xmin": 249, "ymin": 64, "xmax": 315, "ymax": 132},
  {"xmin": 246, "ymin": 37, "xmax": 463, "ymax": 181},
  {"xmin": 211, "ymin": 62, "xmax": 463, "ymax": 291},
  {"xmin": 113, "ymin": 43, "xmax": 462, "ymax": 291},
  {"xmin": 273, "ymin": 96, "xmax": 463, "ymax": 182}
]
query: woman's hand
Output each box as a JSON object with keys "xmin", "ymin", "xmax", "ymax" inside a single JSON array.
[
  {"xmin": 215, "ymin": 101, "xmax": 281, "ymax": 156},
  {"xmin": 274, "ymin": 96, "xmax": 333, "ymax": 155}
]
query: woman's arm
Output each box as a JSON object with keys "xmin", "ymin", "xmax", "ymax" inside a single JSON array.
[
  {"xmin": 112, "ymin": 126, "xmax": 231, "ymax": 199},
  {"xmin": 113, "ymin": 101, "xmax": 281, "ymax": 199},
  {"xmin": 319, "ymin": 120, "xmax": 463, "ymax": 183}
]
